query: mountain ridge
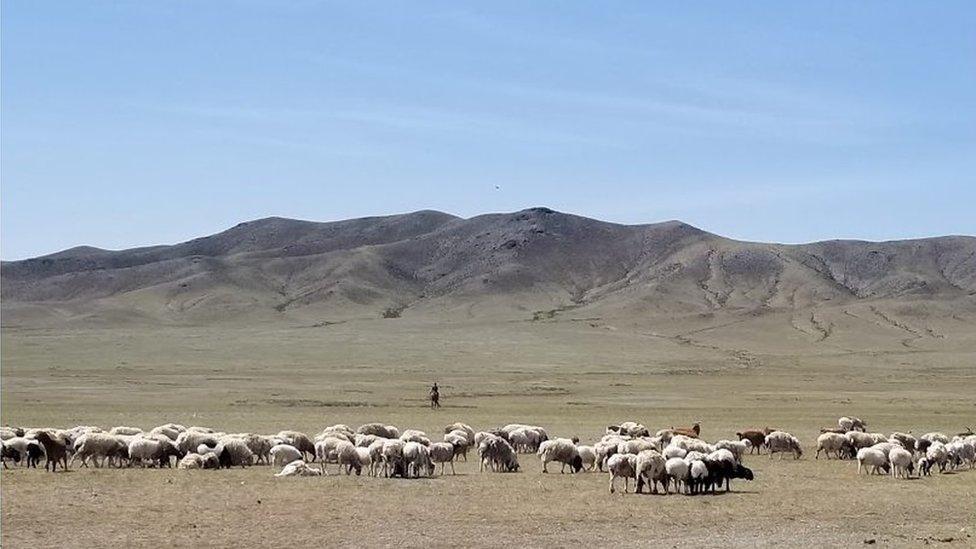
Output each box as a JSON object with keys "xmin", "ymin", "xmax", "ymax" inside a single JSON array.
[{"xmin": 3, "ymin": 207, "xmax": 974, "ymax": 325}]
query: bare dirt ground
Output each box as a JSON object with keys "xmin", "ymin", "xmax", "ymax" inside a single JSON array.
[{"xmin": 2, "ymin": 311, "xmax": 975, "ymax": 547}]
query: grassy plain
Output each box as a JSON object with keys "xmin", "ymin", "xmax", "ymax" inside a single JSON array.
[{"xmin": 2, "ymin": 308, "xmax": 975, "ymax": 547}]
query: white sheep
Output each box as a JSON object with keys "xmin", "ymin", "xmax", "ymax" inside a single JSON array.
[
  {"xmin": 816, "ymin": 432, "xmax": 853, "ymax": 459},
  {"xmin": 381, "ymin": 439, "xmax": 406, "ymax": 477},
  {"xmin": 71, "ymin": 433, "xmax": 128, "ymax": 468},
  {"xmin": 926, "ymin": 441, "xmax": 949, "ymax": 473},
  {"xmin": 443, "ymin": 422, "xmax": 475, "ymax": 445},
  {"xmin": 577, "ymin": 445, "xmax": 596, "ymax": 471},
  {"xmin": 336, "ymin": 440, "xmax": 363, "ymax": 475},
  {"xmin": 214, "ymin": 436, "xmax": 254, "ymax": 468},
  {"xmin": 403, "ymin": 441, "xmax": 433, "ymax": 478},
  {"xmin": 429, "ymin": 442, "xmax": 457, "ymax": 475},
  {"xmin": 662, "ymin": 445, "xmax": 688, "ymax": 460},
  {"xmin": 357, "ymin": 423, "xmax": 400, "ymax": 439},
  {"xmin": 270, "ymin": 444, "xmax": 303, "ymax": 468},
  {"xmin": 275, "ymin": 460, "xmax": 323, "ymax": 477},
  {"xmin": 178, "ymin": 452, "xmax": 219, "ymax": 470},
  {"xmin": 367, "ymin": 439, "xmax": 385, "ymax": 476},
  {"xmin": 714, "ymin": 439, "xmax": 751, "ymax": 463},
  {"xmin": 176, "ymin": 431, "xmax": 219, "ymax": 455},
  {"xmin": 607, "ymin": 453, "xmax": 637, "ymax": 494},
  {"xmin": 314, "ymin": 437, "xmax": 346, "ymax": 465},
  {"xmin": 399, "ymin": 429, "xmax": 431, "ymax": 446},
  {"xmin": 635, "ymin": 449, "xmax": 667, "ymax": 494},
  {"xmin": 665, "ymin": 457, "xmax": 690, "ymax": 494},
  {"xmin": 856, "ymin": 447, "xmax": 889, "ymax": 475},
  {"xmin": 444, "ymin": 432, "xmax": 470, "ymax": 461},
  {"xmin": 109, "ymin": 426, "xmax": 143, "ymax": 436},
  {"xmin": 888, "ymin": 447, "xmax": 914, "ymax": 479},
  {"xmin": 688, "ymin": 459, "xmax": 708, "ymax": 493},
  {"xmin": 355, "ymin": 447, "xmax": 372, "ymax": 475},
  {"xmin": 617, "ymin": 438, "xmax": 659, "ymax": 456},
  {"xmin": 765, "ymin": 431, "xmax": 803, "ymax": 459},
  {"xmin": 538, "ymin": 438, "xmax": 584, "ymax": 473},
  {"xmin": 838, "ymin": 416, "xmax": 867, "ymax": 432}
]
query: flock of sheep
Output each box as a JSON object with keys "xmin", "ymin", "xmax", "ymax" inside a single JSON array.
[
  {"xmin": 813, "ymin": 416, "xmax": 976, "ymax": 479},
  {"xmin": 2, "ymin": 416, "xmax": 973, "ymax": 495}
]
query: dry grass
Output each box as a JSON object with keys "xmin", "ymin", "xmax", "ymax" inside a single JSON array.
[{"xmin": 2, "ymin": 310, "xmax": 975, "ymax": 547}]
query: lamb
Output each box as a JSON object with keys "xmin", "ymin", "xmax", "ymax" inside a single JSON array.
[
  {"xmin": 403, "ymin": 441, "xmax": 433, "ymax": 478},
  {"xmin": 537, "ymin": 438, "xmax": 584, "ymax": 473},
  {"xmin": 429, "ymin": 442, "xmax": 457, "ymax": 475},
  {"xmin": 607, "ymin": 453, "xmax": 638, "ymax": 494},
  {"xmin": 888, "ymin": 447, "xmax": 914, "ymax": 479},
  {"xmin": 765, "ymin": 431, "xmax": 802, "ymax": 459},
  {"xmin": 714, "ymin": 439, "xmax": 751, "ymax": 463},
  {"xmin": 109, "ymin": 426, "xmax": 143, "ymax": 436},
  {"xmin": 665, "ymin": 457, "xmax": 690, "ymax": 494},
  {"xmin": 336, "ymin": 440, "xmax": 363, "ymax": 475},
  {"xmin": 736, "ymin": 429, "xmax": 773, "ymax": 453},
  {"xmin": 577, "ymin": 445, "xmax": 596, "ymax": 471},
  {"xmin": 270, "ymin": 444, "xmax": 303, "ymax": 468},
  {"xmin": 856, "ymin": 447, "xmax": 889, "ymax": 475},
  {"xmin": 357, "ymin": 423, "xmax": 400, "ymax": 439},
  {"xmin": 816, "ymin": 432, "xmax": 854, "ymax": 460},
  {"xmin": 214, "ymin": 437, "xmax": 254, "ymax": 468},
  {"xmin": 276, "ymin": 431, "xmax": 316, "ymax": 461},
  {"xmin": 178, "ymin": 452, "xmax": 219, "ymax": 469},
  {"xmin": 275, "ymin": 460, "xmax": 323, "ymax": 477},
  {"xmin": 32, "ymin": 431, "xmax": 69, "ymax": 472},
  {"xmin": 634, "ymin": 450, "xmax": 667, "ymax": 494},
  {"xmin": 71, "ymin": 433, "xmax": 128, "ymax": 468}
]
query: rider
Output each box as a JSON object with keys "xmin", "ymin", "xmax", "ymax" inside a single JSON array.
[{"xmin": 429, "ymin": 382, "xmax": 441, "ymax": 408}]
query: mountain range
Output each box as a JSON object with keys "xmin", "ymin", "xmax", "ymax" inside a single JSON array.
[{"xmin": 3, "ymin": 207, "xmax": 974, "ymax": 327}]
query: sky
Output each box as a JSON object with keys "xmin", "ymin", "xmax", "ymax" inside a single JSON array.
[{"xmin": 2, "ymin": 1, "xmax": 975, "ymax": 259}]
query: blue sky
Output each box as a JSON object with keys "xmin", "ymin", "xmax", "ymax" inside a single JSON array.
[{"xmin": 2, "ymin": 1, "xmax": 974, "ymax": 259}]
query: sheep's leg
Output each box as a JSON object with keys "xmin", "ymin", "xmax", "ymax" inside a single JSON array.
[
  {"xmin": 609, "ymin": 476, "xmax": 615, "ymax": 494},
  {"xmin": 450, "ymin": 460, "xmax": 455, "ymax": 475}
]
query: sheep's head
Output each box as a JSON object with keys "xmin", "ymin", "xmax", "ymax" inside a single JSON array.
[
  {"xmin": 570, "ymin": 455, "xmax": 584, "ymax": 473},
  {"xmin": 735, "ymin": 464, "xmax": 754, "ymax": 481}
]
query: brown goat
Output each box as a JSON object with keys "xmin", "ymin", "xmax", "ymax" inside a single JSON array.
[
  {"xmin": 736, "ymin": 430, "xmax": 768, "ymax": 453},
  {"xmin": 670, "ymin": 422, "xmax": 701, "ymax": 439},
  {"xmin": 33, "ymin": 431, "xmax": 69, "ymax": 472},
  {"xmin": 819, "ymin": 427, "xmax": 847, "ymax": 434}
]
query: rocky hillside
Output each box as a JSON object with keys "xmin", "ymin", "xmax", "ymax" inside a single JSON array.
[{"xmin": 3, "ymin": 208, "xmax": 974, "ymax": 325}]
